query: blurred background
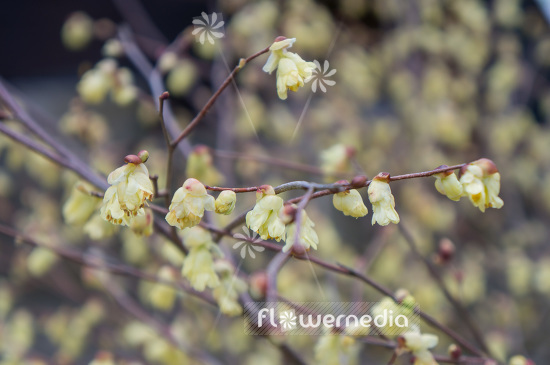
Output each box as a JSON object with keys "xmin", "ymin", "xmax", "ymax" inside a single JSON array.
[{"xmin": 1, "ymin": 0, "xmax": 550, "ymax": 364}]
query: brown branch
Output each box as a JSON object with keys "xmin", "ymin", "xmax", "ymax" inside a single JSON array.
[
  {"xmin": 398, "ymin": 223, "xmax": 490, "ymax": 355},
  {"xmin": 170, "ymin": 46, "xmax": 270, "ymax": 147}
]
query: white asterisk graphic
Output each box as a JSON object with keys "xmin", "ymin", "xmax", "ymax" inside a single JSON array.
[
  {"xmin": 192, "ymin": 12, "xmax": 225, "ymax": 45},
  {"xmin": 232, "ymin": 226, "xmax": 265, "ymax": 259},
  {"xmin": 306, "ymin": 60, "xmax": 337, "ymax": 93},
  {"xmin": 279, "ymin": 310, "xmax": 297, "ymax": 331}
]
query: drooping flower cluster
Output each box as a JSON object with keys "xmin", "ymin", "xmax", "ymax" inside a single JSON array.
[
  {"xmin": 433, "ymin": 159, "xmax": 504, "ymax": 212},
  {"xmin": 459, "ymin": 158, "xmax": 504, "ymax": 212},
  {"xmin": 77, "ymin": 58, "xmax": 138, "ymax": 106},
  {"xmin": 262, "ymin": 37, "xmax": 316, "ymax": 100},
  {"xmin": 212, "ymin": 260, "xmax": 247, "ymax": 316},
  {"xmin": 100, "ymin": 151, "xmax": 154, "ymax": 226},
  {"xmin": 181, "ymin": 227, "xmax": 220, "ymax": 291},
  {"xmin": 165, "ymin": 178, "xmax": 215, "ymax": 230}
]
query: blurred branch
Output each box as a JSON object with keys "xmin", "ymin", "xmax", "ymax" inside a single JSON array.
[
  {"xmin": 170, "ymin": 46, "xmax": 271, "ymax": 148},
  {"xmin": 212, "ymin": 149, "xmax": 329, "ymax": 176},
  {"xmin": 0, "ymin": 223, "xmax": 207, "ymax": 303},
  {"xmin": 398, "ymin": 223, "xmax": 490, "ymax": 355}
]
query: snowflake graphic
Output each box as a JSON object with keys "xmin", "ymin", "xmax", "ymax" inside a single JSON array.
[
  {"xmin": 306, "ymin": 60, "xmax": 337, "ymax": 93},
  {"xmin": 192, "ymin": 12, "xmax": 225, "ymax": 45},
  {"xmin": 233, "ymin": 226, "xmax": 265, "ymax": 259},
  {"xmin": 279, "ymin": 310, "xmax": 297, "ymax": 331}
]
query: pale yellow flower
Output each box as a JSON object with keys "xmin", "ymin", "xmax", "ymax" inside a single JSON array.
[
  {"xmin": 459, "ymin": 158, "xmax": 504, "ymax": 212},
  {"xmin": 62, "ymin": 182, "xmax": 100, "ymax": 225},
  {"xmin": 333, "ymin": 189, "xmax": 368, "ymax": 218},
  {"xmin": 434, "ymin": 170, "xmax": 463, "ymax": 201},
  {"xmin": 283, "ymin": 208, "xmax": 319, "ymax": 252},
  {"xmin": 181, "ymin": 227, "xmax": 220, "ymax": 291},
  {"xmin": 401, "ymin": 331, "xmax": 439, "ymax": 365},
  {"xmin": 165, "ymin": 178, "xmax": 215, "ymax": 229},
  {"xmin": 215, "ymin": 190, "xmax": 236, "ymax": 215},
  {"xmin": 368, "ymin": 173, "xmax": 400, "ymax": 226},
  {"xmin": 212, "ymin": 260, "xmax": 247, "ymax": 316},
  {"xmin": 262, "ymin": 37, "xmax": 315, "ymax": 100},
  {"xmin": 101, "ymin": 156, "xmax": 153, "ymax": 226},
  {"xmin": 182, "ymin": 246, "xmax": 219, "ymax": 291},
  {"xmin": 185, "ymin": 145, "xmax": 224, "ymax": 186},
  {"xmin": 246, "ymin": 185, "xmax": 285, "ymax": 241}
]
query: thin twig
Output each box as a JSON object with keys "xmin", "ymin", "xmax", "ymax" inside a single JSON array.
[
  {"xmin": 398, "ymin": 223, "xmax": 490, "ymax": 354},
  {"xmin": 170, "ymin": 47, "xmax": 270, "ymax": 147}
]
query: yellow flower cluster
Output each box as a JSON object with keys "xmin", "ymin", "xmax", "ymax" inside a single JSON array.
[
  {"xmin": 262, "ymin": 37, "xmax": 315, "ymax": 100},
  {"xmin": 434, "ymin": 159, "xmax": 504, "ymax": 212}
]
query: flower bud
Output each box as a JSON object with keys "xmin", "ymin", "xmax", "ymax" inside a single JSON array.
[
  {"xmin": 448, "ymin": 344, "xmax": 462, "ymax": 359},
  {"xmin": 215, "ymin": 190, "xmax": 236, "ymax": 215}
]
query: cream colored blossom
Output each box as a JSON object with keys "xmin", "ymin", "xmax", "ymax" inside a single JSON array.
[
  {"xmin": 212, "ymin": 260, "xmax": 247, "ymax": 316},
  {"xmin": 460, "ymin": 158, "xmax": 504, "ymax": 212},
  {"xmin": 182, "ymin": 246, "xmax": 219, "ymax": 291},
  {"xmin": 181, "ymin": 227, "xmax": 220, "ymax": 291},
  {"xmin": 434, "ymin": 169, "xmax": 463, "ymax": 201},
  {"xmin": 62, "ymin": 182, "xmax": 101, "ymax": 225},
  {"xmin": 186, "ymin": 145, "xmax": 224, "ymax": 186},
  {"xmin": 246, "ymin": 185, "xmax": 286, "ymax": 241},
  {"xmin": 165, "ymin": 178, "xmax": 215, "ymax": 229},
  {"xmin": 262, "ymin": 37, "xmax": 315, "ymax": 100},
  {"xmin": 401, "ymin": 331, "xmax": 439, "ymax": 365},
  {"xmin": 283, "ymin": 207, "xmax": 319, "ymax": 252},
  {"xmin": 215, "ymin": 190, "xmax": 236, "ymax": 215},
  {"xmin": 101, "ymin": 156, "xmax": 153, "ymax": 226},
  {"xmin": 368, "ymin": 173, "xmax": 400, "ymax": 226},
  {"xmin": 333, "ymin": 189, "xmax": 368, "ymax": 218}
]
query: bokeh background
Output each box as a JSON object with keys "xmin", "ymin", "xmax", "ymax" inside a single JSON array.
[{"xmin": 1, "ymin": 0, "xmax": 550, "ymax": 364}]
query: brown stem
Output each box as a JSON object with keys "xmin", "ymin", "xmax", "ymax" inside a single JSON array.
[
  {"xmin": 170, "ymin": 46, "xmax": 270, "ymax": 147},
  {"xmin": 398, "ymin": 223, "xmax": 490, "ymax": 355}
]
